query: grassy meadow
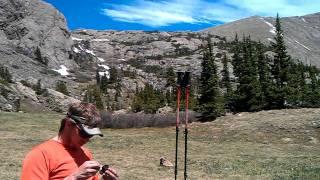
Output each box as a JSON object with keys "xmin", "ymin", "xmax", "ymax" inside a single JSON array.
[{"xmin": 1, "ymin": 108, "xmax": 320, "ymax": 179}]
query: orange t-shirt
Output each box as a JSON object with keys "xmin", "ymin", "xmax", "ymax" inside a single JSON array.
[{"xmin": 21, "ymin": 140, "xmax": 99, "ymax": 180}]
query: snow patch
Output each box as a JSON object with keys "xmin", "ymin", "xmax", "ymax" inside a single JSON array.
[
  {"xmin": 262, "ymin": 19, "xmax": 276, "ymax": 34},
  {"xmin": 301, "ymin": 18, "xmax": 307, "ymax": 23},
  {"xmin": 97, "ymin": 57, "xmax": 105, "ymax": 62},
  {"xmin": 52, "ymin": 65, "xmax": 69, "ymax": 76},
  {"xmin": 99, "ymin": 71, "xmax": 110, "ymax": 79},
  {"xmin": 294, "ymin": 40, "xmax": 311, "ymax": 51},
  {"xmin": 71, "ymin": 37, "xmax": 83, "ymax": 41},
  {"xmin": 118, "ymin": 58, "xmax": 126, "ymax": 61},
  {"xmin": 98, "ymin": 64, "xmax": 110, "ymax": 70},
  {"xmin": 91, "ymin": 39, "xmax": 110, "ymax": 42},
  {"xmin": 78, "ymin": 45, "xmax": 84, "ymax": 51},
  {"xmin": 73, "ymin": 47, "xmax": 80, "ymax": 53},
  {"xmin": 85, "ymin": 49, "xmax": 96, "ymax": 56}
]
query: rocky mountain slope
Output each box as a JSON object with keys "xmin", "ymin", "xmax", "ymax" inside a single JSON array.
[
  {"xmin": 70, "ymin": 30, "xmax": 229, "ymax": 88},
  {"xmin": 0, "ymin": 0, "xmax": 81, "ymax": 111},
  {"xmin": 202, "ymin": 13, "xmax": 320, "ymax": 67}
]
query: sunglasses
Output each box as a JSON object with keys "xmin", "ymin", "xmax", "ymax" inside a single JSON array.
[
  {"xmin": 76, "ymin": 124, "xmax": 93, "ymax": 139},
  {"xmin": 68, "ymin": 115, "xmax": 93, "ymax": 139}
]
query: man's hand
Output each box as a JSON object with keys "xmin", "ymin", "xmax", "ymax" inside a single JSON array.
[
  {"xmin": 65, "ymin": 161, "xmax": 101, "ymax": 180},
  {"xmin": 101, "ymin": 167, "xmax": 118, "ymax": 180}
]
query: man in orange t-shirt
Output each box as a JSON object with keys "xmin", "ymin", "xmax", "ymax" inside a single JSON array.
[{"xmin": 21, "ymin": 102, "xmax": 118, "ymax": 180}]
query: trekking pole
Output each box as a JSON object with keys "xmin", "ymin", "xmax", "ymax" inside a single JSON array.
[
  {"xmin": 174, "ymin": 73, "xmax": 182, "ymax": 180},
  {"xmin": 183, "ymin": 72, "xmax": 190, "ymax": 180},
  {"xmin": 184, "ymin": 85, "xmax": 190, "ymax": 180}
]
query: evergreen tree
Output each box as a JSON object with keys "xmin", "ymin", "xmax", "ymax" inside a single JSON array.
[
  {"xmin": 233, "ymin": 36, "xmax": 263, "ymax": 112},
  {"xmin": 96, "ymin": 69, "xmax": 100, "ymax": 85},
  {"xmin": 165, "ymin": 67, "xmax": 176, "ymax": 107},
  {"xmin": 35, "ymin": 79, "xmax": 43, "ymax": 95},
  {"xmin": 306, "ymin": 66, "xmax": 320, "ymax": 107},
  {"xmin": 198, "ymin": 38, "xmax": 224, "ymax": 120},
  {"xmin": 270, "ymin": 13, "xmax": 292, "ymax": 108},
  {"xmin": 131, "ymin": 83, "xmax": 166, "ymax": 113},
  {"xmin": 166, "ymin": 67, "xmax": 176, "ymax": 87},
  {"xmin": 83, "ymin": 85, "xmax": 104, "ymax": 110},
  {"xmin": 114, "ymin": 80, "xmax": 122, "ymax": 102},
  {"xmin": 257, "ymin": 42, "xmax": 273, "ymax": 109},
  {"xmin": 221, "ymin": 52, "xmax": 233, "ymax": 110},
  {"xmin": 109, "ymin": 67, "xmax": 118, "ymax": 84},
  {"xmin": 0, "ymin": 65, "xmax": 12, "ymax": 83},
  {"xmin": 55, "ymin": 80, "xmax": 69, "ymax": 96},
  {"xmin": 100, "ymin": 74, "xmax": 109, "ymax": 94},
  {"xmin": 231, "ymin": 33, "xmax": 242, "ymax": 78},
  {"xmin": 285, "ymin": 63, "xmax": 306, "ymax": 107}
]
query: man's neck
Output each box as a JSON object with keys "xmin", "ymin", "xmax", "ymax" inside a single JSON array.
[{"xmin": 53, "ymin": 134, "xmax": 78, "ymax": 150}]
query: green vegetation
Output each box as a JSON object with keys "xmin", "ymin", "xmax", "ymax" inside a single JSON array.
[
  {"xmin": 34, "ymin": 47, "xmax": 48, "ymax": 66},
  {"xmin": 55, "ymin": 80, "xmax": 69, "ymax": 96},
  {"xmin": 198, "ymin": 38, "xmax": 224, "ymax": 120},
  {"xmin": 83, "ymin": 85, "xmax": 104, "ymax": 110},
  {"xmin": 197, "ymin": 14, "xmax": 320, "ymax": 119},
  {"xmin": 131, "ymin": 83, "xmax": 166, "ymax": 113},
  {"xmin": 1, "ymin": 109, "xmax": 320, "ymax": 179},
  {"xmin": 0, "ymin": 65, "xmax": 12, "ymax": 84}
]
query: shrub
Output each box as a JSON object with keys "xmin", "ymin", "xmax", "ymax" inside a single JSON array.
[
  {"xmin": 100, "ymin": 111, "xmax": 199, "ymax": 129},
  {"xmin": 55, "ymin": 80, "xmax": 69, "ymax": 96}
]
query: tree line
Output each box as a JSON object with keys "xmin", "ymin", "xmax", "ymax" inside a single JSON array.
[{"xmin": 198, "ymin": 14, "xmax": 320, "ymax": 121}]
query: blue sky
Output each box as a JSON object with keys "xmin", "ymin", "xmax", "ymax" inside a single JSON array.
[{"xmin": 44, "ymin": 0, "xmax": 320, "ymax": 31}]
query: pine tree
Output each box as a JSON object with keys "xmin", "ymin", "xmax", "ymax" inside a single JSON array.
[
  {"xmin": 109, "ymin": 67, "xmax": 118, "ymax": 84},
  {"xmin": 233, "ymin": 36, "xmax": 263, "ymax": 112},
  {"xmin": 100, "ymin": 74, "xmax": 109, "ymax": 94},
  {"xmin": 257, "ymin": 42, "xmax": 272, "ymax": 109},
  {"xmin": 35, "ymin": 79, "xmax": 43, "ymax": 95},
  {"xmin": 96, "ymin": 69, "xmax": 100, "ymax": 85},
  {"xmin": 221, "ymin": 52, "xmax": 233, "ymax": 110},
  {"xmin": 165, "ymin": 67, "xmax": 176, "ymax": 107},
  {"xmin": 198, "ymin": 38, "xmax": 224, "ymax": 120},
  {"xmin": 0, "ymin": 65, "xmax": 12, "ymax": 83},
  {"xmin": 306, "ymin": 66, "xmax": 320, "ymax": 107},
  {"xmin": 166, "ymin": 67, "xmax": 176, "ymax": 87},
  {"xmin": 55, "ymin": 80, "xmax": 69, "ymax": 96},
  {"xmin": 83, "ymin": 85, "xmax": 104, "ymax": 110},
  {"xmin": 114, "ymin": 80, "xmax": 122, "ymax": 102},
  {"xmin": 231, "ymin": 33, "xmax": 242, "ymax": 78},
  {"xmin": 270, "ymin": 13, "xmax": 292, "ymax": 108},
  {"xmin": 131, "ymin": 83, "xmax": 166, "ymax": 113}
]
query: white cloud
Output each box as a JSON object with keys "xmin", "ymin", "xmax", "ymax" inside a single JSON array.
[
  {"xmin": 225, "ymin": 0, "xmax": 320, "ymax": 17},
  {"xmin": 102, "ymin": 0, "xmax": 201, "ymax": 27},
  {"xmin": 101, "ymin": 0, "xmax": 320, "ymax": 27}
]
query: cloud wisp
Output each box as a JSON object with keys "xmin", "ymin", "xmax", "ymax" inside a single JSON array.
[{"xmin": 101, "ymin": 0, "xmax": 320, "ymax": 27}]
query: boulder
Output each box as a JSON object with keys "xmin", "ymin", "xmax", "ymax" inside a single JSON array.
[
  {"xmin": 157, "ymin": 106, "xmax": 174, "ymax": 114},
  {"xmin": 160, "ymin": 157, "xmax": 173, "ymax": 167}
]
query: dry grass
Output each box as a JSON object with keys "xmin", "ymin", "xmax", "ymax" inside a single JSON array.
[{"xmin": 1, "ymin": 108, "xmax": 320, "ymax": 179}]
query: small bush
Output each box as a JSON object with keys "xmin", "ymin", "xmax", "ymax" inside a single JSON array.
[
  {"xmin": 55, "ymin": 80, "xmax": 69, "ymax": 96},
  {"xmin": 100, "ymin": 111, "xmax": 199, "ymax": 129}
]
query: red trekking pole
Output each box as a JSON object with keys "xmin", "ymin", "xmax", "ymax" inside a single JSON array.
[
  {"xmin": 175, "ymin": 72, "xmax": 191, "ymax": 180},
  {"xmin": 184, "ymin": 82, "xmax": 190, "ymax": 180},
  {"xmin": 174, "ymin": 80, "xmax": 181, "ymax": 180}
]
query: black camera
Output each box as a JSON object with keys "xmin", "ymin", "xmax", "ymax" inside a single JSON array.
[{"xmin": 99, "ymin": 164, "xmax": 109, "ymax": 175}]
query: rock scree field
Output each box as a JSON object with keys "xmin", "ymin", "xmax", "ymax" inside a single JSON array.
[{"xmin": 0, "ymin": 108, "xmax": 320, "ymax": 179}]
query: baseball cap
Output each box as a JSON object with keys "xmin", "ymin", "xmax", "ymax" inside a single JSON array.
[{"xmin": 68, "ymin": 114, "xmax": 103, "ymax": 137}]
